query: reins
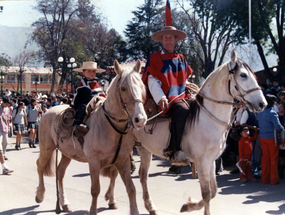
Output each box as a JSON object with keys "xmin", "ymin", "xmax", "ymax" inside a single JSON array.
[{"xmin": 102, "ymin": 77, "xmax": 144, "ymax": 164}]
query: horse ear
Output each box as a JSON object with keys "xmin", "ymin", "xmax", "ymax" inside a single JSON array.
[
  {"xmin": 133, "ymin": 59, "xmax": 141, "ymax": 73},
  {"xmin": 229, "ymin": 49, "xmax": 237, "ymax": 71},
  {"xmin": 114, "ymin": 59, "xmax": 123, "ymax": 76}
]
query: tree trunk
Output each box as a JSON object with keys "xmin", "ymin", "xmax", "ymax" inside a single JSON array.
[{"xmin": 256, "ymin": 42, "xmax": 273, "ymax": 81}]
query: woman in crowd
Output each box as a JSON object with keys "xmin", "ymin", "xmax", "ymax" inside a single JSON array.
[
  {"xmin": 12, "ymin": 101, "xmax": 27, "ymax": 150},
  {"xmin": 257, "ymin": 94, "xmax": 284, "ymax": 185}
]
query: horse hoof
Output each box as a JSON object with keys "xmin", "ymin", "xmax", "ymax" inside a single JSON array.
[
  {"xmin": 35, "ymin": 196, "xmax": 43, "ymax": 203},
  {"xmin": 108, "ymin": 203, "xmax": 118, "ymax": 209},
  {"xmin": 149, "ymin": 210, "xmax": 158, "ymax": 215},
  {"xmin": 180, "ymin": 203, "xmax": 188, "ymax": 212},
  {"xmin": 62, "ymin": 204, "xmax": 72, "ymax": 212}
]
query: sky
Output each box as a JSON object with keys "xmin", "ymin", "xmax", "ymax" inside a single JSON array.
[{"xmin": 0, "ymin": 0, "xmax": 145, "ymax": 36}]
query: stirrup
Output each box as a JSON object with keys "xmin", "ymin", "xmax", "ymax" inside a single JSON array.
[
  {"xmin": 170, "ymin": 151, "xmax": 190, "ymax": 166},
  {"xmin": 73, "ymin": 124, "xmax": 89, "ymax": 137}
]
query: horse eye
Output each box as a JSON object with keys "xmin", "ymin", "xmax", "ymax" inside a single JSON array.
[
  {"xmin": 121, "ymin": 87, "xmax": 126, "ymax": 92},
  {"xmin": 240, "ymin": 73, "xmax": 247, "ymax": 78}
]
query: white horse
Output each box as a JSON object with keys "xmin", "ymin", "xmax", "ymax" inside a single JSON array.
[
  {"xmin": 101, "ymin": 49, "xmax": 267, "ymax": 215},
  {"xmin": 133, "ymin": 49, "xmax": 267, "ymax": 215},
  {"xmin": 35, "ymin": 60, "xmax": 147, "ymax": 215}
]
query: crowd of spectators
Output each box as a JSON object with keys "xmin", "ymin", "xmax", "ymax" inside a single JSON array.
[
  {"xmin": 222, "ymin": 80, "xmax": 285, "ymax": 185},
  {"xmin": 0, "ymin": 89, "xmax": 74, "ymax": 175}
]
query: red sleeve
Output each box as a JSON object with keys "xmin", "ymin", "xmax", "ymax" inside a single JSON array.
[
  {"xmin": 238, "ymin": 138, "xmax": 245, "ymax": 159},
  {"xmin": 251, "ymin": 131, "xmax": 259, "ymax": 142}
]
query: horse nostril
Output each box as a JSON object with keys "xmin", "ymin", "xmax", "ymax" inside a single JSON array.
[
  {"xmin": 259, "ymin": 102, "xmax": 265, "ymax": 109},
  {"xmin": 135, "ymin": 117, "xmax": 139, "ymax": 123}
]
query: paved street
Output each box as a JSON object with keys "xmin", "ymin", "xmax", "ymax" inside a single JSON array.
[{"xmin": 0, "ymin": 133, "xmax": 284, "ymax": 215}]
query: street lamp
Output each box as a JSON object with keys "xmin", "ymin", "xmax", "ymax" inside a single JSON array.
[
  {"xmin": 67, "ymin": 58, "xmax": 77, "ymax": 94},
  {"xmin": 58, "ymin": 56, "xmax": 76, "ymax": 94}
]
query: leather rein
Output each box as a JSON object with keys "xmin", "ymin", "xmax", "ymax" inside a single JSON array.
[
  {"xmin": 196, "ymin": 62, "xmax": 261, "ymax": 129},
  {"xmin": 102, "ymin": 78, "xmax": 143, "ymax": 164}
]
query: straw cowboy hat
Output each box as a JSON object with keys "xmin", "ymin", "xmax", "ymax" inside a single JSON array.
[
  {"xmin": 151, "ymin": 26, "xmax": 187, "ymax": 42},
  {"xmin": 73, "ymin": 61, "xmax": 105, "ymax": 73}
]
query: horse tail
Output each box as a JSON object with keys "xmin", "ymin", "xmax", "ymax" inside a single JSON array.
[
  {"xmin": 101, "ymin": 165, "xmax": 118, "ymax": 178},
  {"xmin": 41, "ymin": 150, "xmax": 56, "ymax": 177}
]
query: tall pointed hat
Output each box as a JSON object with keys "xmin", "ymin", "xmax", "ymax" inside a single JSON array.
[{"xmin": 151, "ymin": 0, "xmax": 186, "ymax": 42}]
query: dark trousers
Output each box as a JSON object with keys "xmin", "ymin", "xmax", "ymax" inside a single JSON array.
[
  {"xmin": 165, "ymin": 100, "xmax": 189, "ymax": 152},
  {"xmin": 72, "ymin": 87, "xmax": 93, "ymax": 126}
]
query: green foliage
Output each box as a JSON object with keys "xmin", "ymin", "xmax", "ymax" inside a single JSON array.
[{"xmin": 124, "ymin": 0, "xmax": 165, "ymax": 60}]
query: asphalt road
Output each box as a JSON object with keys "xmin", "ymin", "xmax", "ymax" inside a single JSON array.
[{"xmin": 0, "ymin": 133, "xmax": 284, "ymax": 215}]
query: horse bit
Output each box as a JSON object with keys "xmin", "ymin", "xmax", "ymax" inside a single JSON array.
[{"xmin": 197, "ymin": 61, "xmax": 261, "ymax": 129}]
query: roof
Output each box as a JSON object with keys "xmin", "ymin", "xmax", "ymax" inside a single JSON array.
[{"xmin": 0, "ymin": 66, "xmax": 53, "ymax": 74}]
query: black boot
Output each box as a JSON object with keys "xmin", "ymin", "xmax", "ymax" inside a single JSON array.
[
  {"xmin": 31, "ymin": 140, "xmax": 37, "ymax": 148},
  {"xmin": 28, "ymin": 139, "xmax": 33, "ymax": 148},
  {"xmin": 15, "ymin": 142, "xmax": 21, "ymax": 150}
]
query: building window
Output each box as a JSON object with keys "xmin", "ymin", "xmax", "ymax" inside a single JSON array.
[
  {"xmin": 7, "ymin": 74, "xmax": 16, "ymax": 83},
  {"xmin": 17, "ymin": 74, "xmax": 25, "ymax": 83},
  {"xmin": 49, "ymin": 75, "xmax": 52, "ymax": 84},
  {"xmin": 40, "ymin": 75, "xmax": 48, "ymax": 84},
  {"xmin": 31, "ymin": 75, "xmax": 39, "ymax": 82}
]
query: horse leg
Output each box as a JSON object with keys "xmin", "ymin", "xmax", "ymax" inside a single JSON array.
[
  {"xmin": 88, "ymin": 159, "xmax": 101, "ymax": 215},
  {"xmin": 35, "ymin": 147, "xmax": 56, "ymax": 203},
  {"xmin": 181, "ymin": 161, "xmax": 214, "ymax": 215},
  {"xmin": 103, "ymin": 166, "xmax": 119, "ymax": 209},
  {"xmin": 136, "ymin": 145, "xmax": 157, "ymax": 215},
  {"xmin": 115, "ymin": 157, "xmax": 139, "ymax": 215},
  {"xmin": 210, "ymin": 162, "xmax": 217, "ymax": 200},
  {"xmin": 57, "ymin": 154, "xmax": 72, "ymax": 212}
]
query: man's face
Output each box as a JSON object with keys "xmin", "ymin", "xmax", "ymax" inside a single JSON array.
[
  {"xmin": 83, "ymin": 69, "xmax": 97, "ymax": 80},
  {"xmin": 161, "ymin": 34, "xmax": 178, "ymax": 53}
]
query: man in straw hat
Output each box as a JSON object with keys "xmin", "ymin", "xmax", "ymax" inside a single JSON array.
[
  {"xmin": 142, "ymin": 0, "xmax": 193, "ymax": 166},
  {"xmin": 72, "ymin": 61, "xmax": 105, "ymax": 138}
]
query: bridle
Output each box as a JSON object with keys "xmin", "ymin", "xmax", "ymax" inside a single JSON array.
[
  {"xmin": 103, "ymin": 77, "xmax": 144, "ymax": 130},
  {"xmin": 227, "ymin": 62, "xmax": 261, "ymax": 108},
  {"xmin": 102, "ymin": 76, "xmax": 144, "ymax": 164},
  {"xmin": 196, "ymin": 60, "xmax": 261, "ymax": 129}
]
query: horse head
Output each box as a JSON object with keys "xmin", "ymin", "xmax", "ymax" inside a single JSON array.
[
  {"xmin": 227, "ymin": 49, "xmax": 267, "ymax": 112},
  {"xmin": 107, "ymin": 59, "xmax": 147, "ymax": 130}
]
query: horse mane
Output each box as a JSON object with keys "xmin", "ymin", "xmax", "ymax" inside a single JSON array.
[
  {"xmin": 188, "ymin": 94, "xmax": 203, "ymax": 127},
  {"xmin": 187, "ymin": 57, "xmax": 257, "ymax": 127}
]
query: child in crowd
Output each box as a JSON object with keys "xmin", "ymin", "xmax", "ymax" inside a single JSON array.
[
  {"xmin": 238, "ymin": 126, "xmax": 259, "ymax": 183},
  {"xmin": 72, "ymin": 61, "xmax": 105, "ymax": 137},
  {"xmin": 26, "ymin": 98, "xmax": 42, "ymax": 148}
]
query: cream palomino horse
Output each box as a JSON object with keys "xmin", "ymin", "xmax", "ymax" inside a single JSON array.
[
  {"xmin": 103, "ymin": 50, "xmax": 267, "ymax": 215},
  {"xmin": 35, "ymin": 60, "xmax": 147, "ymax": 215}
]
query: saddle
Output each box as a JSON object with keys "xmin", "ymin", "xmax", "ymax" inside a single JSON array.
[
  {"xmin": 144, "ymin": 82, "xmax": 199, "ymax": 125},
  {"xmin": 54, "ymin": 95, "xmax": 106, "ymax": 143}
]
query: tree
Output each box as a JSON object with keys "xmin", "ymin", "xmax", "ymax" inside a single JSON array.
[
  {"xmin": 32, "ymin": 0, "xmax": 80, "ymax": 93},
  {"xmin": 215, "ymin": 0, "xmax": 285, "ymax": 83},
  {"xmin": 124, "ymin": 0, "xmax": 165, "ymax": 60},
  {"xmin": 32, "ymin": 0, "xmax": 127, "ymax": 93},
  {"xmin": 175, "ymin": 0, "xmax": 238, "ymax": 78},
  {"xmin": 13, "ymin": 49, "xmax": 36, "ymax": 94}
]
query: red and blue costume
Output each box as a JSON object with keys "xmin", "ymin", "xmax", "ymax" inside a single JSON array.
[
  {"xmin": 142, "ymin": 50, "xmax": 193, "ymax": 114},
  {"xmin": 142, "ymin": 50, "xmax": 193, "ymax": 156}
]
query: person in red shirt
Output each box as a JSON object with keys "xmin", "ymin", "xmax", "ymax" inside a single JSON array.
[
  {"xmin": 72, "ymin": 61, "xmax": 105, "ymax": 137},
  {"xmin": 238, "ymin": 126, "xmax": 259, "ymax": 182}
]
